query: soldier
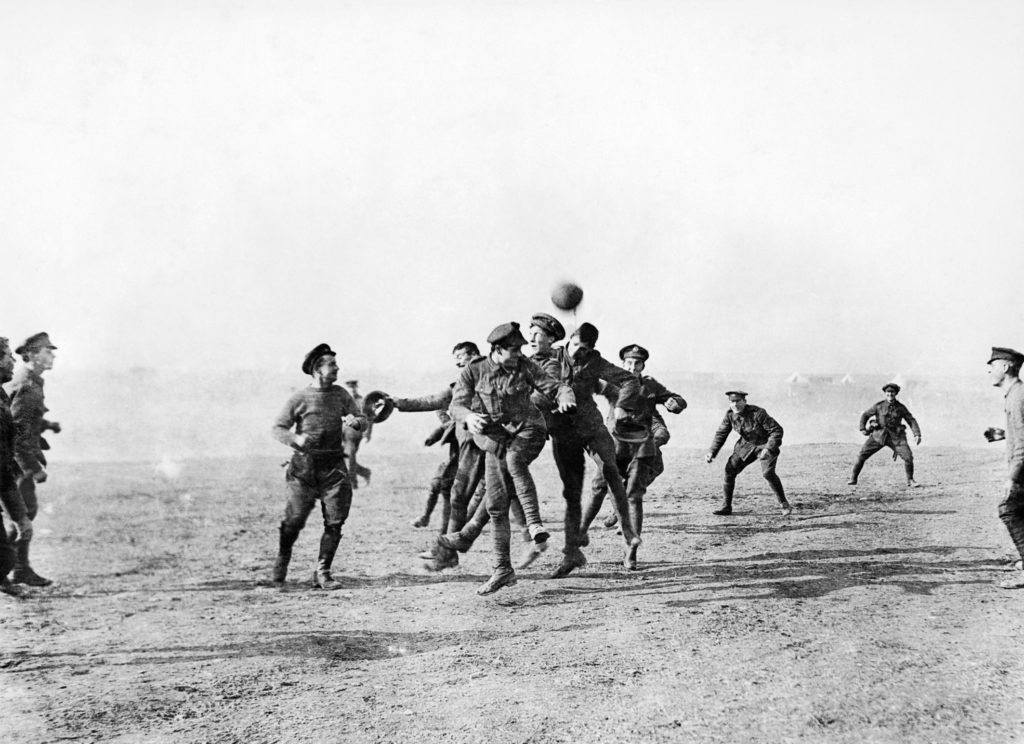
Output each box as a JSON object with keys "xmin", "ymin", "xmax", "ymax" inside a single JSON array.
[
  {"xmin": 581, "ymin": 344, "xmax": 685, "ymax": 569},
  {"xmin": 848, "ymin": 383, "xmax": 922, "ymax": 488},
  {"xmin": 985, "ymin": 347, "xmax": 1024, "ymax": 589},
  {"xmin": 531, "ymin": 320, "xmax": 645, "ymax": 577},
  {"xmin": 9, "ymin": 332, "xmax": 61, "ymax": 586},
  {"xmin": 451, "ymin": 322, "xmax": 575, "ymax": 595},
  {"xmin": 342, "ymin": 379, "xmax": 372, "ymax": 488},
  {"xmin": 597, "ymin": 408, "xmax": 671, "ymax": 530},
  {"xmin": 271, "ymin": 344, "xmax": 367, "ymax": 589},
  {"xmin": 0, "ymin": 338, "xmax": 32, "ymax": 596},
  {"xmin": 705, "ymin": 391, "xmax": 791, "ymax": 517}
]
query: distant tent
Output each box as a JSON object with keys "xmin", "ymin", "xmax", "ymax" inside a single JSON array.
[
  {"xmin": 840, "ymin": 373, "xmax": 856, "ymax": 385},
  {"xmin": 786, "ymin": 372, "xmax": 809, "ymax": 385}
]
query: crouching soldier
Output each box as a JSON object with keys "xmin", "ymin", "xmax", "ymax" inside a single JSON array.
[{"xmin": 271, "ymin": 343, "xmax": 367, "ymax": 589}]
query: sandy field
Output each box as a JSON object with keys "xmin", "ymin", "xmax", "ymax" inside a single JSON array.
[{"xmin": 2, "ymin": 442, "xmax": 1023, "ymax": 743}]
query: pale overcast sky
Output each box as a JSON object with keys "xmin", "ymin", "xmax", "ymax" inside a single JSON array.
[{"xmin": 3, "ymin": 1, "xmax": 1022, "ymax": 377}]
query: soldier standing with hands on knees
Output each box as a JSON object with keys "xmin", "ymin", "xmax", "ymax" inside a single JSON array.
[
  {"xmin": 271, "ymin": 344, "xmax": 367, "ymax": 590},
  {"xmin": 705, "ymin": 391, "xmax": 790, "ymax": 517}
]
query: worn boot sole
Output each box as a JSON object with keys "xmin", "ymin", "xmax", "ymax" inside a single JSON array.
[
  {"xmin": 549, "ymin": 552, "xmax": 587, "ymax": 579},
  {"xmin": 477, "ymin": 570, "xmax": 517, "ymax": 595},
  {"xmin": 312, "ymin": 572, "xmax": 344, "ymax": 590},
  {"xmin": 712, "ymin": 508, "xmax": 733, "ymax": 516},
  {"xmin": 11, "ymin": 570, "xmax": 52, "ymax": 587}
]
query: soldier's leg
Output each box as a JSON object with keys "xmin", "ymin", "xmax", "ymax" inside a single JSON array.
[
  {"xmin": 623, "ymin": 455, "xmax": 655, "ymax": 569},
  {"xmin": 715, "ymin": 453, "xmax": 751, "ymax": 515},
  {"xmin": 10, "ymin": 474, "xmax": 48, "ymax": 586},
  {"xmin": 759, "ymin": 451, "xmax": 790, "ymax": 512},
  {"xmin": 504, "ymin": 426, "xmax": 549, "ymax": 542},
  {"xmin": 478, "ymin": 452, "xmax": 517, "ymax": 595},
  {"xmin": 550, "ymin": 435, "xmax": 586, "ymax": 555},
  {"xmin": 275, "ymin": 471, "xmax": 317, "ymax": 584},
  {"xmin": 412, "ymin": 456, "xmax": 452, "ymax": 528},
  {"xmin": 0, "ymin": 513, "xmax": 19, "ymax": 596},
  {"xmin": 314, "ymin": 466, "xmax": 354, "ymax": 590},
  {"xmin": 892, "ymin": 441, "xmax": 915, "ymax": 484},
  {"xmin": 581, "ymin": 467, "xmax": 612, "ymax": 530},
  {"xmin": 586, "ymin": 431, "xmax": 639, "ymax": 546},
  {"xmin": 998, "ymin": 485, "xmax": 1024, "ymax": 587},
  {"xmin": 850, "ymin": 438, "xmax": 885, "ymax": 484},
  {"xmin": 447, "ymin": 440, "xmax": 485, "ymax": 534}
]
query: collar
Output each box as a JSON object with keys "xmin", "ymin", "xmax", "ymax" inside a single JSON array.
[{"xmin": 1005, "ymin": 379, "xmax": 1023, "ymax": 399}]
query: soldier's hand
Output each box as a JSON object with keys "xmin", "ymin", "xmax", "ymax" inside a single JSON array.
[
  {"xmin": 985, "ymin": 427, "xmax": 1006, "ymax": 442},
  {"xmin": 342, "ymin": 414, "xmax": 360, "ymax": 430},
  {"xmin": 558, "ymin": 391, "xmax": 577, "ymax": 414},
  {"xmin": 914, "ymin": 435, "xmax": 922, "ymax": 446},
  {"xmin": 612, "ymin": 406, "xmax": 628, "ymax": 421},
  {"xmin": 704, "ymin": 452, "xmax": 714, "ymax": 464},
  {"xmin": 759, "ymin": 449, "xmax": 772, "ymax": 460},
  {"xmin": 373, "ymin": 398, "xmax": 391, "ymax": 416},
  {"xmin": 33, "ymin": 468, "xmax": 47, "ymax": 484},
  {"xmin": 859, "ymin": 429, "xmax": 869, "ymax": 436},
  {"xmin": 665, "ymin": 398, "xmax": 685, "ymax": 413},
  {"xmin": 49, "ymin": 421, "xmax": 62, "ymax": 434},
  {"xmin": 466, "ymin": 413, "xmax": 488, "ymax": 435},
  {"xmin": 292, "ymin": 433, "xmax": 309, "ymax": 451}
]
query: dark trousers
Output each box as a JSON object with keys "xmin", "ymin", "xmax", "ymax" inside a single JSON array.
[
  {"xmin": 447, "ymin": 439, "xmax": 486, "ymax": 535},
  {"xmin": 852, "ymin": 435, "xmax": 914, "ymax": 481},
  {"xmin": 999, "ymin": 483, "xmax": 1024, "ymax": 562},
  {"xmin": 723, "ymin": 449, "xmax": 786, "ymax": 506}
]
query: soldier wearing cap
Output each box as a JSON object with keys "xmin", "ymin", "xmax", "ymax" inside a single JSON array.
[
  {"xmin": 577, "ymin": 344, "xmax": 685, "ymax": 569},
  {"xmin": 270, "ymin": 343, "xmax": 367, "ymax": 589},
  {"xmin": 0, "ymin": 337, "xmax": 32, "ymax": 596},
  {"xmin": 342, "ymin": 379, "xmax": 373, "ymax": 489},
  {"xmin": 9, "ymin": 332, "xmax": 61, "ymax": 586},
  {"xmin": 451, "ymin": 321, "xmax": 575, "ymax": 595},
  {"xmin": 986, "ymin": 346, "xmax": 1024, "ymax": 589},
  {"xmin": 527, "ymin": 322, "xmax": 648, "ymax": 577},
  {"xmin": 705, "ymin": 391, "xmax": 790, "ymax": 516},
  {"xmin": 848, "ymin": 383, "xmax": 922, "ymax": 488}
]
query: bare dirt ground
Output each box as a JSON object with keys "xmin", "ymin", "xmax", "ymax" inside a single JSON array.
[{"xmin": 2, "ymin": 443, "xmax": 1023, "ymax": 743}]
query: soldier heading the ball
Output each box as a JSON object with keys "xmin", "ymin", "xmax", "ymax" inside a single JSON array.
[
  {"xmin": 705, "ymin": 391, "xmax": 791, "ymax": 517},
  {"xmin": 848, "ymin": 383, "xmax": 922, "ymax": 488},
  {"xmin": 451, "ymin": 322, "xmax": 575, "ymax": 595},
  {"xmin": 271, "ymin": 344, "xmax": 368, "ymax": 590}
]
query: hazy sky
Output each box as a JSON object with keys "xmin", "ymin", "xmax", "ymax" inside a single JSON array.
[{"xmin": 3, "ymin": 1, "xmax": 1022, "ymax": 377}]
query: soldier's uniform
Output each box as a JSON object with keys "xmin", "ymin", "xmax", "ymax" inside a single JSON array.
[
  {"xmin": 271, "ymin": 344, "xmax": 367, "ymax": 589},
  {"xmin": 707, "ymin": 392, "xmax": 790, "ymax": 515},
  {"xmin": 450, "ymin": 322, "xmax": 573, "ymax": 594},
  {"xmin": 342, "ymin": 381, "xmax": 372, "ymax": 488},
  {"xmin": 989, "ymin": 347, "xmax": 1024, "ymax": 586},
  {"xmin": 850, "ymin": 383, "xmax": 922, "ymax": 487},
  {"xmin": 0, "ymin": 383, "xmax": 29, "ymax": 593},
  {"xmin": 394, "ymin": 385, "xmax": 459, "ymax": 529},
  {"xmin": 531, "ymin": 322, "xmax": 645, "ymax": 576},
  {"xmin": 9, "ymin": 332, "xmax": 60, "ymax": 586},
  {"xmin": 580, "ymin": 345, "xmax": 685, "ymax": 569}
]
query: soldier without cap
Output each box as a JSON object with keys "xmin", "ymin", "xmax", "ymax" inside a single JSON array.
[
  {"xmin": 985, "ymin": 346, "xmax": 1024, "ymax": 590},
  {"xmin": 271, "ymin": 344, "xmax": 367, "ymax": 590},
  {"xmin": 9, "ymin": 332, "xmax": 61, "ymax": 587},
  {"xmin": 849, "ymin": 383, "xmax": 922, "ymax": 488},
  {"xmin": 705, "ymin": 391, "xmax": 791, "ymax": 517},
  {"xmin": 451, "ymin": 321, "xmax": 575, "ymax": 595}
]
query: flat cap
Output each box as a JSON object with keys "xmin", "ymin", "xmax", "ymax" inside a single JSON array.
[
  {"xmin": 529, "ymin": 313, "xmax": 565, "ymax": 342},
  {"xmin": 881, "ymin": 382, "xmax": 901, "ymax": 393},
  {"xmin": 15, "ymin": 332, "xmax": 57, "ymax": 356},
  {"xmin": 988, "ymin": 346, "xmax": 1024, "ymax": 365},
  {"xmin": 725, "ymin": 390, "xmax": 748, "ymax": 398},
  {"xmin": 574, "ymin": 322, "xmax": 599, "ymax": 346},
  {"xmin": 487, "ymin": 322, "xmax": 528, "ymax": 347},
  {"xmin": 301, "ymin": 343, "xmax": 335, "ymax": 375},
  {"xmin": 363, "ymin": 390, "xmax": 394, "ymax": 423},
  {"xmin": 619, "ymin": 344, "xmax": 649, "ymax": 362}
]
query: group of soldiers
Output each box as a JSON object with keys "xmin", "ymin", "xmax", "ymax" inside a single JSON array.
[
  {"xmin": 0, "ymin": 333, "xmax": 61, "ymax": 596},
  {"xmin": 267, "ymin": 311, "xmax": 977, "ymax": 598}
]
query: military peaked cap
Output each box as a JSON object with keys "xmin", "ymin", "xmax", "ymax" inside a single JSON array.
[
  {"xmin": 529, "ymin": 313, "xmax": 565, "ymax": 342},
  {"xmin": 301, "ymin": 343, "xmax": 335, "ymax": 375},
  {"xmin": 881, "ymin": 383, "xmax": 901, "ymax": 394},
  {"xmin": 16, "ymin": 332, "xmax": 57, "ymax": 356},
  {"xmin": 487, "ymin": 322, "xmax": 528, "ymax": 347},
  {"xmin": 988, "ymin": 346, "xmax": 1024, "ymax": 365},
  {"xmin": 619, "ymin": 344, "xmax": 649, "ymax": 362},
  {"xmin": 725, "ymin": 390, "xmax": 748, "ymax": 399}
]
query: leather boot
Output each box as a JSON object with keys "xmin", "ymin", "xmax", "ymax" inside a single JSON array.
[
  {"xmin": 312, "ymin": 529, "xmax": 343, "ymax": 590},
  {"xmin": 272, "ymin": 525, "xmax": 299, "ymax": 584},
  {"xmin": 11, "ymin": 540, "xmax": 51, "ymax": 587},
  {"xmin": 713, "ymin": 481, "xmax": 734, "ymax": 516}
]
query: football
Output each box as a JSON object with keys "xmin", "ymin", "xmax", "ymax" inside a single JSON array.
[{"xmin": 551, "ymin": 282, "xmax": 584, "ymax": 310}]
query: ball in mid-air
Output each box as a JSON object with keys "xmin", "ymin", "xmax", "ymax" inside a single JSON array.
[{"xmin": 551, "ymin": 282, "xmax": 584, "ymax": 310}]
